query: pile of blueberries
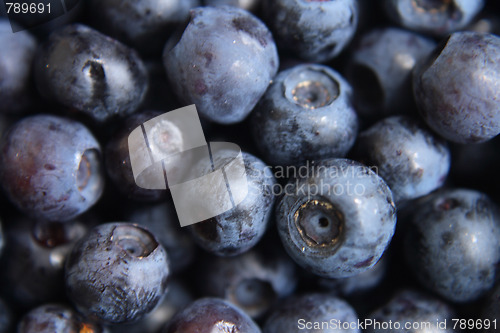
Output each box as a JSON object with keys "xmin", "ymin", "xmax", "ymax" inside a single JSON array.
[{"xmin": 1, "ymin": 0, "xmax": 500, "ymax": 332}]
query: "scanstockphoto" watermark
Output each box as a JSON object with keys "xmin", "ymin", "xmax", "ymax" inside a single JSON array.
[{"xmin": 298, "ymin": 318, "xmax": 458, "ymax": 331}]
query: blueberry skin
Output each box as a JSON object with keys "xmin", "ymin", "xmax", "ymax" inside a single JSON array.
[
  {"xmin": 199, "ymin": 248, "xmax": 297, "ymax": 318},
  {"xmin": 276, "ymin": 158, "xmax": 396, "ymax": 278},
  {"xmin": 347, "ymin": 28, "xmax": 436, "ymax": 118},
  {"xmin": 0, "ymin": 298, "xmax": 11, "ymax": 333},
  {"xmin": 34, "ymin": 24, "xmax": 148, "ymax": 122},
  {"xmin": 404, "ymin": 189, "xmax": 500, "ymax": 302},
  {"xmin": 125, "ymin": 202, "xmax": 196, "ymax": 274},
  {"xmin": 163, "ymin": 298, "xmax": 261, "ymax": 333},
  {"xmin": 65, "ymin": 222, "xmax": 170, "ymax": 323},
  {"xmin": 0, "ymin": 115, "xmax": 104, "ymax": 221},
  {"xmin": 251, "ymin": 64, "xmax": 359, "ymax": 166},
  {"xmin": 163, "ymin": 6, "xmax": 279, "ymax": 124},
  {"xmin": 204, "ymin": 0, "xmax": 260, "ymax": 12},
  {"xmin": 18, "ymin": 304, "xmax": 105, "ymax": 333},
  {"xmin": 318, "ymin": 254, "xmax": 388, "ymax": 296},
  {"xmin": 263, "ymin": 293, "xmax": 360, "ymax": 333},
  {"xmin": 384, "ymin": 0, "xmax": 485, "ymax": 36},
  {"xmin": 0, "ymin": 19, "xmax": 37, "ymax": 114},
  {"xmin": 105, "ymin": 111, "xmax": 167, "ymax": 202},
  {"xmin": 353, "ymin": 116, "xmax": 450, "ymax": 203},
  {"xmin": 263, "ymin": 0, "xmax": 359, "ymax": 63},
  {"xmin": 89, "ymin": 0, "xmax": 200, "ymax": 55},
  {"xmin": 365, "ymin": 290, "xmax": 456, "ymax": 333},
  {"xmin": 188, "ymin": 151, "xmax": 276, "ymax": 256},
  {"xmin": 108, "ymin": 279, "xmax": 194, "ymax": 333},
  {"xmin": 413, "ymin": 32, "xmax": 500, "ymax": 143},
  {"xmin": 0, "ymin": 217, "xmax": 88, "ymax": 308}
]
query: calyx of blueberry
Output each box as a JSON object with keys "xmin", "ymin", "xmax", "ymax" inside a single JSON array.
[
  {"xmin": 112, "ymin": 225, "xmax": 158, "ymax": 258},
  {"xmin": 284, "ymin": 68, "xmax": 340, "ymax": 109},
  {"xmin": 293, "ymin": 199, "xmax": 344, "ymax": 248}
]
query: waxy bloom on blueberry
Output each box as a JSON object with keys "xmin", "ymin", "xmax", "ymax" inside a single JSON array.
[
  {"xmin": 0, "ymin": 115, "xmax": 104, "ymax": 221},
  {"xmin": 276, "ymin": 158, "xmax": 396, "ymax": 278},
  {"xmin": 65, "ymin": 223, "xmax": 170, "ymax": 323},
  {"xmin": 163, "ymin": 6, "xmax": 279, "ymax": 124},
  {"xmin": 413, "ymin": 31, "xmax": 500, "ymax": 143}
]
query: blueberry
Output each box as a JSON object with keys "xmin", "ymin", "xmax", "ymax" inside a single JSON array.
[
  {"xmin": 318, "ymin": 254, "xmax": 388, "ymax": 296},
  {"xmin": 276, "ymin": 158, "xmax": 396, "ymax": 278},
  {"xmin": 263, "ymin": 293, "xmax": 360, "ymax": 333},
  {"xmin": 404, "ymin": 189, "xmax": 500, "ymax": 302},
  {"xmin": 353, "ymin": 116, "xmax": 450, "ymax": 203},
  {"xmin": 89, "ymin": 0, "xmax": 200, "ymax": 56},
  {"xmin": 188, "ymin": 150, "xmax": 276, "ymax": 256},
  {"xmin": 347, "ymin": 27, "xmax": 436, "ymax": 119},
  {"xmin": 108, "ymin": 279, "xmax": 194, "ymax": 333},
  {"xmin": 413, "ymin": 31, "xmax": 500, "ymax": 143},
  {"xmin": 198, "ymin": 248, "xmax": 297, "ymax": 318},
  {"xmin": 125, "ymin": 202, "xmax": 196, "ymax": 274},
  {"xmin": 251, "ymin": 64, "xmax": 358, "ymax": 166},
  {"xmin": 65, "ymin": 222, "xmax": 170, "ymax": 323},
  {"xmin": 162, "ymin": 297, "xmax": 261, "ymax": 333},
  {"xmin": 0, "ymin": 115, "xmax": 104, "ymax": 221},
  {"xmin": 163, "ymin": 6, "xmax": 279, "ymax": 124},
  {"xmin": 105, "ymin": 111, "xmax": 171, "ymax": 202},
  {"xmin": 17, "ymin": 304, "xmax": 104, "ymax": 333},
  {"xmin": 34, "ymin": 24, "xmax": 148, "ymax": 122},
  {"xmin": 384, "ymin": 0, "xmax": 485, "ymax": 36},
  {"xmin": 0, "ymin": 19, "xmax": 37, "ymax": 114},
  {"xmin": 0, "ymin": 217, "xmax": 88, "ymax": 308},
  {"xmin": 0, "ymin": 298, "xmax": 12, "ymax": 333},
  {"xmin": 204, "ymin": 0, "xmax": 261, "ymax": 12},
  {"xmin": 263, "ymin": 0, "xmax": 359, "ymax": 62},
  {"xmin": 365, "ymin": 289, "xmax": 456, "ymax": 333}
]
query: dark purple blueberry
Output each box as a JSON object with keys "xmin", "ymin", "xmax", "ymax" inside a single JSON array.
[
  {"xmin": 105, "ymin": 111, "xmax": 177, "ymax": 202},
  {"xmin": 199, "ymin": 249, "xmax": 297, "ymax": 318},
  {"xmin": 251, "ymin": 64, "xmax": 358, "ymax": 166},
  {"xmin": 365, "ymin": 289, "xmax": 456, "ymax": 333},
  {"xmin": 163, "ymin": 6, "xmax": 279, "ymax": 124},
  {"xmin": 34, "ymin": 24, "xmax": 148, "ymax": 122},
  {"xmin": 347, "ymin": 27, "xmax": 436, "ymax": 118},
  {"xmin": 162, "ymin": 298, "xmax": 261, "ymax": 333},
  {"xmin": 65, "ymin": 222, "xmax": 170, "ymax": 323},
  {"xmin": 318, "ymin": 254, "xmax": 388, "ymax": 296},
  {"xmin": 384, "ymin": 0, "xmax": 485, "ymax": 36},
  {"xmin": 0, "ymin": 19, "xmax": 37, "ymax": 114},
  {"xmin": 108, "ymin": 279, "xmax": 193, "ymax": 333},
  {"xmin": 0, "ymin": 217, "xmax": 88, "ymax": 308},
  {"xmin": 263, "ymin": 0, "xmax": 359, "ymax": 62},
  {"xmin": 276, "ymin": 158, "xmax": 396, "ymax": 278},
  {"xmin": 89, "ymin": 0, "xmax": 200, "ymax": 55},
  {"xmin": 188, "ymin": 150, "xmax": 276, "ymax": 256},
  {"xmin": 404, "ymin": 189, "xmax": 500, "ymax": 302},
  {"xmin": 0, "ymin": 298, "xmax": 12, "ymax": 333},
  {"xmin": 413, "ymin": 32, "xmax": 500, "ymax": 143},
  {"xmin": 0, "ymin": 115, "xmax": 104, "ymax": 221},
  {"xmin": 125, "ymin": 202, "xmax": 196, "ymax": 273},
  {"xmin": 263, "ymin": 293, "xmax": 360, "ymax": 333},
  {"xmin": 204, "ymin": 0, "xmax": 261, "ymax": 12},
  {"xmin": 353, "ymin": 116, "xmax": 450, "ymax": 203},
  {"xmin": 17, "ymin": 303, "xmax": 105, "ymax": 333}
]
